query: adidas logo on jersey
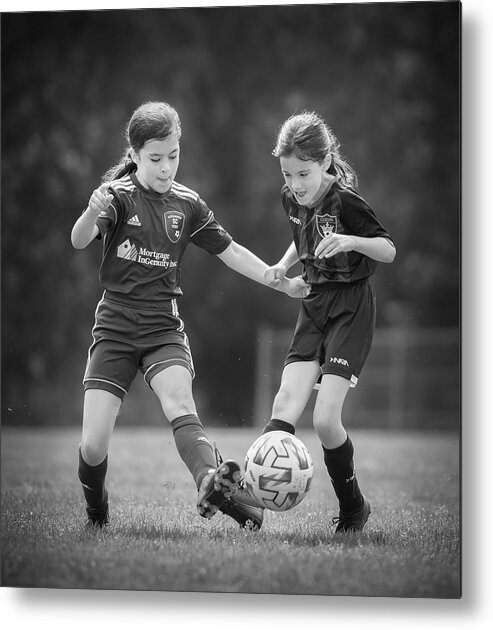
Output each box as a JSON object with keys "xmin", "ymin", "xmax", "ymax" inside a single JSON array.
[{"xmin": 127, "ymin": 214, "xmax": 141, "ymax": 226}]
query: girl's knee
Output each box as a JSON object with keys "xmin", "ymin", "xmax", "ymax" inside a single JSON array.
[
  {"xmin": 80, "ymin": 440, "xmax": 108, "ymax": 466},
  {"xmin": 272, "ymin": 385, "xmax": 307, "ymax": 422},
  {"xmin": 313, "ymin": 402, "xmax": 343, "ymax": 432},
  {"xmin": 150, "ymin": 365, "xmax": 197, "ymax": 420},
  {"xmin": 153, "ymin": 376, "xmax": 196, "ymax": 418}
]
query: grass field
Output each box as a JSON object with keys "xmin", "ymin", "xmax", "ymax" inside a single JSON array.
[{"xmin": 0, "ymin": 425, "xmax": 460, "ymax": 598}]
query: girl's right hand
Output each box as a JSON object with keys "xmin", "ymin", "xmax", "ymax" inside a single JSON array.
[
  {"xmin": 264, "ymin": 264, "xmax": 288, "ymax": 287},
  {"xmin": 88, "ymin": 183, "xmax": 114, "ymax": 215}
]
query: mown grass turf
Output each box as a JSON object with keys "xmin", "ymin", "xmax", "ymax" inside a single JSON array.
[{"xmin": 1, "ymin": 426, "xmax": 460, "ymax": 597}]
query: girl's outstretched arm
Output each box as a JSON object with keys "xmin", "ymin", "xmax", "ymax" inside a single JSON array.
[
  {"xmin": 264, "ymin": 241, "xmax": 299, "ymax": 285},
  {"xmin": 278, "ymin": 241, "xmax": 300, "ymax": 271},
  {"xmin": 71, "ymin": 184, "xmax": 113, "ymax": 249},
  {"xmin": 217, "ymin": 241, "xmax": 309, "ymax": 297}
]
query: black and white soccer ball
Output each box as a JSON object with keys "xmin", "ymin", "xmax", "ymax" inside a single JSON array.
[{"xmin": 244, "ymin": 431, "xmax": 314, "ymax": 511}]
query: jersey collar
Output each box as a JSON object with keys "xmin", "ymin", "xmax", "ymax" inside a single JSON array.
[{"xmin": 130, "ymin": 172, "xmax": 171, "ymax": 200}]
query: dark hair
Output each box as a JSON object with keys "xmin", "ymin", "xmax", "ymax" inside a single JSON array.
[
  {"xmin": 103, "ymin": 101, "xmax": 182, "ymax": 182},
  {"xmin": 273, "ymin": 111, "xmax": 357, "ymax": 187}
]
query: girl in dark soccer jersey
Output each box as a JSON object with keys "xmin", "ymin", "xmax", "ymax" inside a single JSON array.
[
  {"xmin": 71, "ymin": 101, "xmax": 308, "ymax": 530},
  {"xmin": 259, "ymin": 111, "xmax": 396, "ymax": 532}
]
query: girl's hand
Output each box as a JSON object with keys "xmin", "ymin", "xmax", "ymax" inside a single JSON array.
[
  {"xmin": 314, "ymin": 233, "xmax": 355, "ymax": 259},
  {"xmin": 264, "ymin": 264, "xmax": 288, "ymax": 288},
  {"xmin": 88, "ymin": 183, "xmax": 114, "ymax": 216},
  {"xmin": 286, "ymin": 276, "xmax": 311, "ymax": 298}
]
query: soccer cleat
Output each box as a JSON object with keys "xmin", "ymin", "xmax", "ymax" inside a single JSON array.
[
  {"xmin": 332, "ymin": 496, "xmax": 371, "ymax": 533},
  {"xmin": 197, "ymin": 459, "xmax": 242, "ymax": 519},
  {"xmin": 85, "ymin": 505, "xmax": 109, "ymax": 528},
  {"xmin": 84, "ymin": 488, "xmax": 109, "ymax": 528},
  {"xmin": 219, "ymin": 482, "xmax": 264, "ymax": 530}
]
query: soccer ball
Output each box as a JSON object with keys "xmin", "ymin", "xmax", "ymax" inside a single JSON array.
[{"xmin": 244, "ymin": 431, "xmax": 314, "ymax": 511}]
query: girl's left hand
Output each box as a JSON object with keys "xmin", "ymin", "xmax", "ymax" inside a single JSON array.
[
  {"xmin": 286, "ymin": 276, "xmax": 311, "ymax": 298},
  {"xmin": 314, "ymin": 234, "xmax": 354, "ymax": 259}
]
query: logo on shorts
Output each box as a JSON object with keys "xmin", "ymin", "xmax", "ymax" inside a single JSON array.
[
  {"xmin": 316, "ymin": 214, "xmax": 337, "ymax": 238},
  {"xmin": 329, "ymin": 356, "xmax": 349, "ymax": 367},
  {"xmin": 117, "ymin": 239, "xmax": 138, "ymax": 261},
  {"xmin": 164, "ymin": 210, "xmax": 185, "ymax": 243}
]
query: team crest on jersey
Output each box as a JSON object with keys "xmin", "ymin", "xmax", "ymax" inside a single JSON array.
[
  {"xmin": 163, "ymin": 210, "xmax": 185, "ymax": 243},
  {"xmin": 316, "ymin": 214, "xmax": 337, "ymax": 238}
]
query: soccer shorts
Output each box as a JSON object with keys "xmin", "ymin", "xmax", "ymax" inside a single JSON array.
[
  {"xmin": 284, "ymin": 280, "xmax": 376, "ymax": 387},
  {"xmin": 83, "ymin": 292, "xmax": 195, "ymax": 399}
]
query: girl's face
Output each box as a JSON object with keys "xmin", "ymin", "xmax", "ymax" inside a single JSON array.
[
  {"xmin": 280, "ymin": 153, "xmax": 332, "ymax": 206},
  {"xmin": 132, "ymin": 132, "xmax": 180, "ymax": 193}
]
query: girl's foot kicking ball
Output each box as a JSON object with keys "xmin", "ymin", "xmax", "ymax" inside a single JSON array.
[{"xmin": 197, "ymin": 459, "xmax": 242, "ymax": 518}]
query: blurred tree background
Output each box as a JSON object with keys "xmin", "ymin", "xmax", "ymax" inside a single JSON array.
[{"xmin": 1, "ymin": 2, "xmax": 460, "ymax": 427}]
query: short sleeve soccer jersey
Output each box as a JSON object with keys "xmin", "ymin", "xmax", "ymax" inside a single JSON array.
[
  {"xmin": 95, "ymin": 172, "xmax": 233, "ymax": 303},
  {"xmin": 281, "ymin": 180, "xmax": 392, "ymax": 285}
]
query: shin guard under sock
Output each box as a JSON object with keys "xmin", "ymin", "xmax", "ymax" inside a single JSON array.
[
  {"xmin": 78, "ymin": 448, "xmax": 108, "ymax": 511},
  {"xmin": 262, "ymin": 418, "xmax": 296, "ymax": 435},
  {"xmin": 322, "ymin": 435, "xmax": 363, "ymax": 513},
  {"xmin": 171, "ymin": 414, "xmax": 217, "ymax": 489}
]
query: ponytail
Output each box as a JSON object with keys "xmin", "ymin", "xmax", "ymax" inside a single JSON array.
[
  {"xmin": 101, "ymin": 148, "xmax": 137, "ymax": 183},
  {"xmin": 329, "ymin": 156, "xmax": 358, "ymax": 189}
]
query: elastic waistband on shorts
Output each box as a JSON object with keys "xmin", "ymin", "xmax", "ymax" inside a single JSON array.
[{"xmin": 103, "ymin": 290, "xmax": 177, "ymax": 312}]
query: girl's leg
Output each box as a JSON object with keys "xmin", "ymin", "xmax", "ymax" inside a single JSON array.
[
  {"xmin": 313, "ymin": 374, "xmax": 370, "ymax": 529},
  {"xmin": 151, "ymin": 365, "xmax": 261, "ymax": 527},
  {"xmin": 79, "ymin": 388, "xmax": 121, "ymax": 525},
  {"xmin": 150, "ymin": 365, "xmax": 241, "ymax": 519},
  {"xmin": 150, "ymin": 365, "xmax": 216, "ymax": 487},
  {"xmin": 263, "ymin": 360, "xmax": 321, "ymax": 434},
  {"xmin": 312, "ymin": 373, "xmax": 350, "ymax": 448}
]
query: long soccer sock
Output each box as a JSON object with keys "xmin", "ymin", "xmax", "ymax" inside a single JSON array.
[
  {"xmin": 262, "ymin": 418, "xmax": 296, "ymax": 435},
  {"xmin": 78, "ymin": 447, "xmax": 108, "ymax": 512},
  {"xmin": 322, "ymin": 434, "xmax": 364, "ymax": 513},
  {"xmin": 170, "ymin": 414, "xmax": 217, "ymax": 489}
]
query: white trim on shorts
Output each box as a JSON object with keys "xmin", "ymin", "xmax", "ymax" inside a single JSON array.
[
  {"xmin": 83, "ymin": 377, "xmax": 128, "ymax": 396},
  {"xmin": 313, "ymin": 373, "xmax": 358, "ymax": 390},
  {"xmin": 83, "ymin": 295, "xmax": 105, "ymax": 383},
  {"xmin": 144, "ymin": 357, "xmax": 195, "ymax": 384}
]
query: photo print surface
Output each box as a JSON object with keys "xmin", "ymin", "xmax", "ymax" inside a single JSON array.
[{"xmin": 1, "ymin": 1, "xmax": 460, "ymax": 598}]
